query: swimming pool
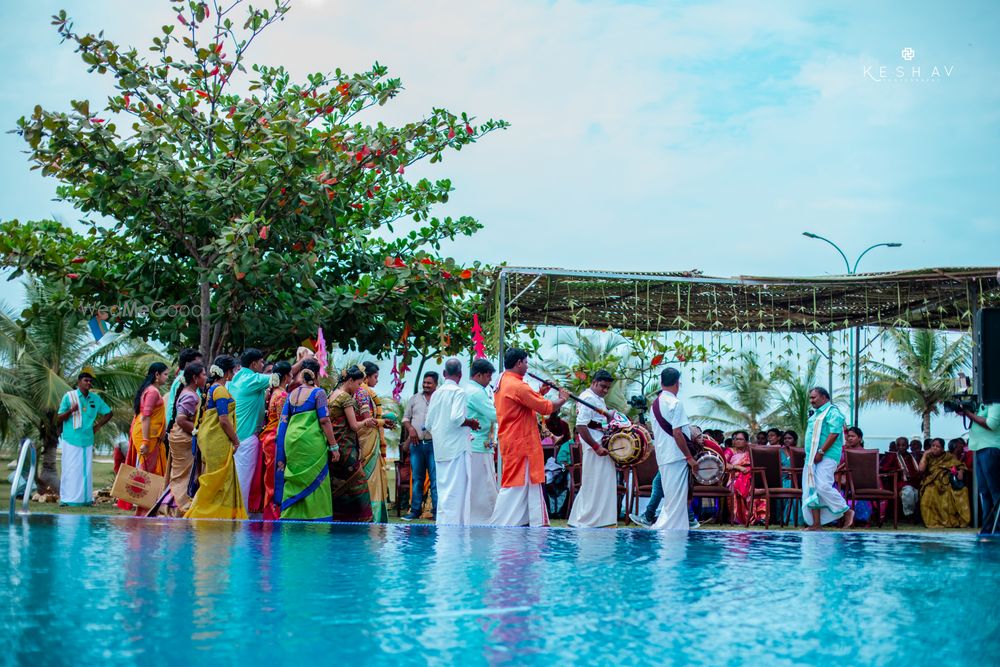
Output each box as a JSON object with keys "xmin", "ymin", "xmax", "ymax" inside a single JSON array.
[{"xmin": 2, "ymin": 515, "xmax": 997, "ymax": 666}]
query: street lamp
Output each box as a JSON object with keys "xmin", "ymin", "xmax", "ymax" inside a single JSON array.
[{"xmin": 802, "ymin": 232, "xmax": 902, "ymax": 425}]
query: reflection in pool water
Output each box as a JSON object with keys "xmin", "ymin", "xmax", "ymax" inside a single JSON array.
[{"xmin": 2, "ymin": 514, "xmax": 997, "ymax": 666}]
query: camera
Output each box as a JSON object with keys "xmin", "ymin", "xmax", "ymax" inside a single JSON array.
[
  {"xmin": 944, "ymin": 396, "xmax": 979, "ymax": 414},
  {"xmin": 628, "ymin": 394, "xmax": 649, "ymax": 411},
  {"xmin": 944, "ymin": 373, "xmax": 979, "ymax": 414}
]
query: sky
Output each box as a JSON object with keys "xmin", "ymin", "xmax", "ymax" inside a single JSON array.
[{"xmin": 1, "ymin": 0, "xmax": 998, "ymax": 443}]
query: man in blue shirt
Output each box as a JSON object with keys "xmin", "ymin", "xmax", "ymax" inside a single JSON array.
[
  {"xmin": 802, "ymin": 387, "xmax": 854, "ymax": 530},
  {"xmin": 57, "ymin": 371, "xmax": 114, "ymax": 505},
  {"xmin": 962, "ymin": 402, "xmax": 1000, "ymax": 534},
  {"xmin": 465, "ymin": 358, "xmax": 498, "ymax": 523}
]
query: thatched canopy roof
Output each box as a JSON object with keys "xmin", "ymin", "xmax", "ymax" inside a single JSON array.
[{"xmin": 490, "ymin": 266, "xmax": 1000, "ymax": 333}]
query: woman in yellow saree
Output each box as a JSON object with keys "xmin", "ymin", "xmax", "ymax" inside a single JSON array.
[
  {"xmin": 185, "ymin": 355, "xmax": 248, "ymax": 520},
  {"xmin": 357, "ymin": 361, "xmax": 394, "ymax": 523},
  {"xmin": 918, "ymin": 437, "xmax": 971, "ymax": 528},
  {"xmin": 117, "ymin": 362, "xmax": 169, "ymax": 512}
]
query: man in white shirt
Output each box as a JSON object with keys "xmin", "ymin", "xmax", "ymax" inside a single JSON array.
[
  {"xmin": 568, "ymin": 370, "xmax": 618, "ymax": 528},
  {"xmin": 648, "ymin": 367, "xmax": 698, "ymax": 530},
  {"xmin": 426, "ymin": 358, "xmax": 480, "ymax": 525}
]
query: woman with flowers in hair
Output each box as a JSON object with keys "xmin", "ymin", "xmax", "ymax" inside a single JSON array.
[
  {"xmin": 357, "ymin": 361, "xmax": 394, "ymax": 523},
  {"xmin": 274, "ymin": 359, "xmax": 335, "ymax": 521},
  {"xmin": 117, "ymin": 361, "xmax": 170, "ymax": 512},
  {"xmin": 185, "ymin": 355, "xmax": 248, "ymax": 520},
  {"xmin": 253, "ymin": 361, "xmax": 292, "ymax": 520},
  {"xmin": 328, "ymin": 364, "xmax": 378, "ymax": 521}
]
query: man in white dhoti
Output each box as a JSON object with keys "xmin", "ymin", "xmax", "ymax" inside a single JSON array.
[
  {"xmin": 465, "ymin": 358, "xmax": 499, "ymax": 524},
  {"xmin": 56, "ymin": 370, "xmax": 114, "ymax": 505},
  {"xmin": 426, "ymin": 358, "xmax": 480, "ymax": 525},
  {"xmin": 568, "ymin": 370, "xmax": 618, "ymax": 528},
  {"xmin": 802, "ymin": 387, "xmax": 855, "ymax": 530},
  {"xmin": 648, "ymin": 367, "xmax": 698, "ymax": 531}
]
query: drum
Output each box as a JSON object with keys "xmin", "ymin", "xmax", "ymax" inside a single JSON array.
[
  {"xmin": 692, "ymin": 450, "xmax": 725, "ymax": 486},
  {"xmin": 604, "ymin": 424, "xmax": 651, "ymax": 467}
]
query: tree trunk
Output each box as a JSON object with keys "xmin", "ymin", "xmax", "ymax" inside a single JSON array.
[
  {"xmin": 199, "ymin": 281, "xmax": 212, "ymax": 358},
  {"xmin": 922, "ymin": 410, "xmax": 932, "ymax": 442},
  {"xmin": 412, "ymin": 353, "xmax": 428, "ymax": 394},
  {"xmin": 35, "ymin": 418, "xmax": 60, "ymax": 493}
]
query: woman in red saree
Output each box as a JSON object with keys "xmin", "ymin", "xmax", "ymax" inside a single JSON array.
[
  {"xmin": 724, "ymin": 430, "xmax": 767, "ymax": 525},
  {"xmin": 251, "ymin": 361, "xmax": 291, "ymax": 520},
  {"xmin": 117, "ymin": 362, "xmax": 170, "ymax": 512}
]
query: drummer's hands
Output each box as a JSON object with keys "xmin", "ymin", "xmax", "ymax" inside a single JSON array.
[
  {"xmin": 595, "ymin": 446, "xmax": 610, "ymax": 457},
  {"xmin": 686, "ymin": 456, "xmax": 698, "ymax": 472}
]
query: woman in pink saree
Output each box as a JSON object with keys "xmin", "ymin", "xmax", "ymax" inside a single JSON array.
[{"xmin": 724, "ymin": 430, "xmax": 767, "ymax": 525}]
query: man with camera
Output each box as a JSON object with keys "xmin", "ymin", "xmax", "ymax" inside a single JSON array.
[{"xmin": 961, "ymin": 401, "xmax": 1000, "ymax": 534}]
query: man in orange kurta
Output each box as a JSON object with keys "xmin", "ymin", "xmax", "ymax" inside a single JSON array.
[{"xmin": 490, "ymin": 348, "xmax": 569, "ymax": 526}]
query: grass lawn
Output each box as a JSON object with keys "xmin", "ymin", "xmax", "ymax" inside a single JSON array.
[{"xmin": 1, "ymin": 451, "xmax": 977, "ymax": 532}]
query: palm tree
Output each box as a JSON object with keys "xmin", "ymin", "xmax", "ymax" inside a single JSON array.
[
  {"xmin": 539, "ymin": 331, "xmax": 633, "ymax": 414},
  {"xmin": 860, "ymin": 328, "xmax": 970, "ymax": 441},
  {"xmin": 0, "ymin": 279, "xmax": 165, "ymax": 491},
  {"xmin": 766, "ymin": 354, "xmax": 822, "ymax": 437},
  {"xmin": 692, "ymin": 351, "xmax": 778, "ymax": 433}
]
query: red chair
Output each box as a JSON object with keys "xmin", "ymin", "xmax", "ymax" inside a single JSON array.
[
  {"xmin": 749, "ymin": 446, "xmax": 803, "ymax": 528},
  {"xmin": 625, "ymin": 452, "xmax": 660, "ymax": 524},
  {"xmin": 844, "ymin": 448, "xmax": 898, "ymax": 528},
  {"xmin": 564, "ymin": 443, "xmax": 583, "ymax": 516}
]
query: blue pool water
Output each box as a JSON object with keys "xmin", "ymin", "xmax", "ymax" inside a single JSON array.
[{"xmin": 2, "ymin": 515, "xmax": 998, "ymax": 666}]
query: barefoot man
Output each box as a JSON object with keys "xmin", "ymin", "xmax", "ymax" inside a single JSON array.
[
  {"xmin": 802, "ymin": 387, "xmax": 854, "ymax": 530},
  {"xmin": 490, "ymin": 348, "xmax": 569, "ymax": 527}
]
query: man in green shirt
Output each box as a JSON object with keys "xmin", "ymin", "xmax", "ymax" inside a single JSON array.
[
  {"xmin": 465, "ymin": 358, "xmax": 498, "ymax": 523},
  {"xmin": 802, "ymin": 387, "xmax": 854, "ymax": 530},
  {"xmin": 962, "ymin": 402, "xmax": 1000, "ymax": 534},
  {"xmin": 56, "ymin": 371, "xmax": 114, "ymax": 505}
]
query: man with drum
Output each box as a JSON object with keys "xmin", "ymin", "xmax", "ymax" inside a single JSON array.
[
  {"xmin": 647, "ymin": 367, "xmax": 698, "ymax": 530},
  {"xmin": 568, "ymin": 370, "xmax": 618, "ymax": 528},
  {"xmin": 490, "ymin": 348, "xmax": 570, "ymax": 526}
]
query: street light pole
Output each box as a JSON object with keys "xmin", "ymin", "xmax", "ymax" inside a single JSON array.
[{"xmin": 802, "ymin": 233, "xmax": 902, "ymax": 425}]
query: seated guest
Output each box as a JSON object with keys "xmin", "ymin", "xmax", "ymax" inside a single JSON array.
[
  {"xmin": 836, "ymin": 426, "xmax": 872, "ymax": 525},
  {"xmin": 781, "ymin": 430, "xmax": 798, "ymax": 489},
  {"xmin": 881, "ymin": 438, "xmax": 922, "ymax": 519},
  {"xmin": 918, "ymin": 437, "xmax": 971, "ymax": 528},
  {"xmin": 755, "ymin": 431, "xmax": 768, "ymax": 446},
  {"xmin": 724, "ymin": 430, "xmax": 766, "ymax": 525},
  {"xmin": 766, "ymin": 428, "xmax": 782, "ymax": 447},
  {"xmin": 911, "ymin": 439, "xmax": 924, "ymax": 461}
]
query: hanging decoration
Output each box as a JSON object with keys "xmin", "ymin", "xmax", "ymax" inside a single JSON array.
[
  {"xmin": 315, "ymin": 327, "xmax": 328, "ymax": 377},
  {"xmin": 391, "ymin": 354, "xmax": 405, "ymax": 402},
  {"xmin": 471, "ymin": 314, "xmax": 487, "ymax": 359}
]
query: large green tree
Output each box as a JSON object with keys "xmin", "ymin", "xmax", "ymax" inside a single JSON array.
[
  {"xmin": 0, "ymin": 1, "xmax": 505, "ymax": 358},
  {"xmin": 860, "ymin": 329, "xmax": 970, "ymax": 440},
  {"xmin": 1, "ymin": 279, "xmax": 165, "ymax": 491}
]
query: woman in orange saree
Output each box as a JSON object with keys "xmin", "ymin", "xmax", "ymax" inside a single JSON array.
[
  {"xmin": 253, "ymin": 361, "xmax": 291, "ymax": 520},
  {"xmin": 117, "ymin": 362, "xmax": 170, "ymax": 512}
]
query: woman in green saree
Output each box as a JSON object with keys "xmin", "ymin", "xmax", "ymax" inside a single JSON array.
[
  {"xmin": 918, "ymin": 437, "xmax": 971, "ymax": 528},
  {"xmin": 327, "ymin": 365, "xmax": 378, "ymax": 522},
  {"xmin": 275, "ymin": 359, "xmax": 337, "ymax": 521}
]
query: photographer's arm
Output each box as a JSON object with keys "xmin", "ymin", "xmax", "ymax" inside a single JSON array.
[{"xmin": 963, "ymin": 405, "xmax": 999, "ymax": 430}]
